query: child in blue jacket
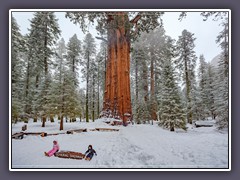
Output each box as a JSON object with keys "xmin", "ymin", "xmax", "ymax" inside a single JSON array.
[{"xmin": 84, "ymin": 145, "xmax": 97, "ymax": 161}]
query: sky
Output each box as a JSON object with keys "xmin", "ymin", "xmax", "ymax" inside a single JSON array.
[{"xmin": 12, "ymin": 11, "xmax": 225, "ymax": 63}]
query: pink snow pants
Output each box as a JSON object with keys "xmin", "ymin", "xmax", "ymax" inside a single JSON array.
[{"xmin": 47, "ymin": 147, "xmax": 58, "ymax": 157}]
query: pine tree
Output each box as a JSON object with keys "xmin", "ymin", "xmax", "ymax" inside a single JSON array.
[
  {"xmin": 215, "ymin": 18, "xmax": 229, "ymax": 129},
  {"xmin": 26, "ymin": 12, "xmax": 61, "ymax": 127},
  {"xmin": 82, "ymin": 33, "xmax": 96, "ymax": 122},
  {"xmin": 197, "ymin": 54, "xmax": 209, "ymax": 119},
  {"xmin": 158, "ymin": 59, "xmax": 186, "ymax": 131},
  {"xmin": 66, "ymin": 34, "xmax": 81, "ymax": 86},
  {"xmin": 78, "ymin": 88, "xmax": 86, "ymax": 121},
  {"xmin": 23, "ymin": 34, "xmax": 36, "ymax": 117},
  {"xmin": 95, "ymin": 54, "xmax": 103, "ymax": 117},
  {"xmin": 175, "ymin": 29, "xmax": 197, "ymax": 124},
  {"xmin": 50, "ymin": 38, "xmax": 68, "ymax": 129},
  {"xmin": 11, "ymin": 16, "xmax": 26, "ymax": 122},
  {"xmin": 131, "ymin": 48, "xmax": 150, "ymax": 124},
  {"xmin": 144, "ymin": 28, "xmax": 166, "ymax": 121},
  {"xmin": 205, "ymin": 63, "xmax": 217, "ymax": 119},
  {"xmin": 95, "ymin": 41, "xmax": 107, "ymax": 117}
]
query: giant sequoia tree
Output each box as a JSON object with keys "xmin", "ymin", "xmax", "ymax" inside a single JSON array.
[{"xmin": 66, "ymin": 12, "xmax": 163, "ymax": 124}]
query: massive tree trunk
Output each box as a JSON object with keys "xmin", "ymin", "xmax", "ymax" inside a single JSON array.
[{"xmin": 102, "ymin": 12, "xmax": 132, "ymax": 125}]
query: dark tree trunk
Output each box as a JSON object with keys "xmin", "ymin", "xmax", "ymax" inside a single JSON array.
[
  {"xmin": 142, "ymin": 59, "xmax": 148, "ymax": 102},
  {"xmin": 92, "ymin": 74, "xmax": 95, "ymax": 122},
  {"xmin": 43, "ymin": 19, "xmax": 49, "ymax": 119},
  {"xmin": 42, "ymin": 116, "xmax": 46, "ymax": 127},
  {"xmin": 35, "ymin": 74, "xmax": 39, "ymax": 88},
  {"xmin": 60, "ymin": 114, "xmax": 63, "ymax": 131},
  {"xmin": 97, "ymin": 60, "xmax": 100, "ymax": 118},
  {"xmin": 224, "ymin": 24, "xmax": 228, "ymax": 78},
  {"xmin": 185, "ymin": 57, "xmax": 192, "ymax": 124},
  {"xmin": 33, "ymin": 116, "xmax": 37, "ymax": 123},
  {"xmin": 150, "ymin": 50, "xmax": 157, "ymax": 120},
  {"xmin": 86, "ymin": 52, "xmax": 90, "ymax": 122},
  {"xmin": 24, "ymin": 57, "xmax": 31, "ymax": 114},
  {"xmin": 60, "ymin": 78, "xmax": 65, "ymax": 131},
  {"xmin": 73, "ymin": 58, "xmax": 75, "ymax": 73},
  {"xmin": 50, "ymin": 114, "xmax": 54, "ymax": 122}
]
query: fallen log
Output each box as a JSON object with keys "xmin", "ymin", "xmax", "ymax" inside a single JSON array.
[
  {"xmin": 95, "ymin": 128, "xmax": 119, "ymax": 132},
  {"xmin": 55, "ymin": 151, "xmax": 85, "ymax": 160},
  {"xmin": 24, "ymin": 132, "xmax": 43, "ymax": 135},
  {"xmin": 12, "ymin": 132, "xmax": 24, "ymax": 139},
  {"xmin": 13, "ymin": 128, "xmax": 88, "ymax": 139},
  {"xmin": 66, "ymin": 129, "xmax": 87, "ymax": 134},
  {"xmin": 41, "ymin": 132, "xmax": 66, "ymax": 137},
  {"xmin": 73, "ymin": 128, "xmax": 87, "ymax": 133},
  {"xmin": 194, "ymin": 120, "xmax": 214, "ymax": 128},
  {"xmin": 66, "ymin": 130, "xmax": 73, "ymax": 134},
  {"xmin": 195, "ymin": 124, "xmax": 213, "ymax": 128}
]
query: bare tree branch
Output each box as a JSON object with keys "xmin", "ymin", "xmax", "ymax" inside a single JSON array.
[
  {"xmin": 130, "ymin": 14, "xmax": 141, "ymax": 24},
  {"xmin": 95, "ymin": 36, "xmax": 108, "ymax": 43}
]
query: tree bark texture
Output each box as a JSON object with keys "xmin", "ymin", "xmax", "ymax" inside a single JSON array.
[{"xmin": 102, "ymin": 13, "xmax": 132, "ymax": 124}]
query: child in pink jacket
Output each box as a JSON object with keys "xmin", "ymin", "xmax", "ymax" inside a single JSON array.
[{"xmin": 45, "ymin": 140, "xmax": 60, "ymax": 157}]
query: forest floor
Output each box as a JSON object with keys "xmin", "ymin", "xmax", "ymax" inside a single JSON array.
[{"xmin": 11, "ymin": 118, "xmax": 229, "ymax": 169}]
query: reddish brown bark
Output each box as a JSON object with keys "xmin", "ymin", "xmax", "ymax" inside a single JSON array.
[{"xmin": 102, "ymin": 12, "xmax": 132, "ymax": 125}]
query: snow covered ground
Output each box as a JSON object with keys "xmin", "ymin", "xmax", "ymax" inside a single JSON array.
[{"xmin": 11, "ymin": 118, "xmax": 229, "ymax": 169}]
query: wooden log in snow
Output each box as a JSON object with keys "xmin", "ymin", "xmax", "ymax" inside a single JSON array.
[
  {"xmin": 95, "ymin": 128, "xmax": 119, "ymax": 132},
  {"xmin": 41, "ymin": 132, "xmax": 66, "ymax": 137},
  {"xmin": 24, "ymin": 132, "xmax": 42, "ymax": 135},
  {"xmin": 194, "ymin": 121, "xmax": 214, "ymax": 128},
  {"xmin": 195, "ymin": 124, "xmax": 213, "ymax": 128},
  {"xmin": 12, "ymin": 132, "xmax": 24, "ymax": 139},
  {"xmin": 66, "ymin": 129, "xmax": 87, "ymax": 134},
  {"xmin": 66, "ymin": 130, "xmax": 73, "ymax": 134},
  {"xmin": 73, "ymin": 128, "xmax": 87, "ymax": 133},
  {"xmin": 41, "ymin": 132, "xmax": 48, "ymax": 137}
]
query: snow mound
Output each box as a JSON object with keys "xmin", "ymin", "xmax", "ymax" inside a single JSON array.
[{"xmin": 11, "ymin": 119, "xmax": 228, "ymax": 169}]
